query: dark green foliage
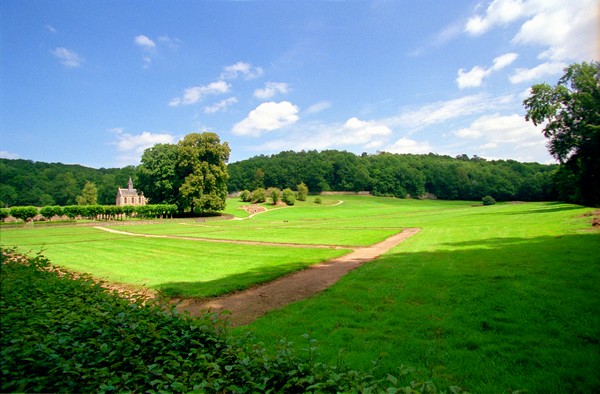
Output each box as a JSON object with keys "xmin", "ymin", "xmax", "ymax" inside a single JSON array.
[
  {"xmin": 524, "ymin": 62, "xmax": 600, "ymax": 206},
  {"xmin": 39, "ymin": 205, "xmax": 63, "ymax": 219},
  {"xmin": 281, "ymin": 188, "xmax": 296, "ymax": 205},
  {"xmin": 0, "ymin": 159, "xmax": 134, "ymax": 206},
  {"xmin": 482, "ymin": 195, "xmax": 496, "ymax": 205},
  {"xmin": 0, "ymin": 208, "xmax": 9, "ymax": 220},
  {"xmin": 137, "ymin": 143, "xmax": 180, "ymax": 206},
  {"xmin": 0, "ymin": 249, "xmax": 465, "ymax": 393},
  {"xmin": 227, "ymin": 150, "xmax": 557, "ymax": 202}
]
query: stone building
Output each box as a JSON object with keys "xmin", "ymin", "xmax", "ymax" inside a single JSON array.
[{"xmin": 116, "ymin": 177, "xmax": 147, "ymax": 206}]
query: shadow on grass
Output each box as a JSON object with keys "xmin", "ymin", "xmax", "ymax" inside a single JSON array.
[
  {"xmin": 157, "ymin": 259, "xmax": 317, "ymax": 299},
  {"xmin": 244, "ymin": 231, "xmax": 600, "ymax": 393}
]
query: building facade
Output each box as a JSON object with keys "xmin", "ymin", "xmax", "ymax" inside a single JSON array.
[{"xmin": 116, "ymin": 177, "xmax": 147, "ymax": 206}]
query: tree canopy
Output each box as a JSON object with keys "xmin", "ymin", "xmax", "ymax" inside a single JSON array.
[
  {"xmin": 136, "ymin": 132, "xmax": 230, "ymax": 214},
  {"xmin": 524, "ymin": 61, "xmax": 600, "ymax": 206}
]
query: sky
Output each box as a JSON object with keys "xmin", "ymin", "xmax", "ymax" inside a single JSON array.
[{"xmin": 1, "ymin": 0, "xmax": 598, "ymax": 168}]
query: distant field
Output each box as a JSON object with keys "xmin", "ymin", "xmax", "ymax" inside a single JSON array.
[{"xmin": 1, "ymin": 196, "xmax": 598, "ymax": 392}]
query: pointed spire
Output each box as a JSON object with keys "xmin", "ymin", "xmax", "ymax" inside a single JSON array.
[{"xmin": 128, "ymin": 177, "xmax": 133, "ymax": 191}]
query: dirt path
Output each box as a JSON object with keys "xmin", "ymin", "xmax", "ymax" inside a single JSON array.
[{"xmin": 176, "ymin": 228, "xmax": 421, "ymax": 326}]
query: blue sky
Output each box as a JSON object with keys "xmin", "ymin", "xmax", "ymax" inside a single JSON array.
[{"xmin": 1, "ymin": 0, "xmax": 597, "ymax": 168}]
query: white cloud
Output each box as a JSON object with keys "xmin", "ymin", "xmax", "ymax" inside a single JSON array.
[
  {"xmin": 220, "ymin": 62, "xmax": 264, "ymax": 80},
  {"xmin": 305, "ymin": 101, "xmax": 332, "ymax": 114},
  {"xmin": 457, "ymin": 52, "xmax": 518, "ymax": 89},
  {"xmin": 0, "ymin": 151, "xmax": 20, "ymax": 159},
  {"xmin": 134, "ymin": 35, "xmax": 156, "ymax": 50},
  {"xmin": 204, "ymin": 97, "xmax": 238, "ymax": 113},
  {"xmin": 388, "ymin": 93, "xmax": 514, "ymax": 130},
  {"xmin": 465, "ymin": 0, "xmax": 597, "ymax": 86},
  {"xmin": 465, "ymin": 0, "xmax": 527, "ymax": 35},
  {"xmin": 509, "ymin": 61, "xmax": 566, "ymax": 84},
  {"xmin": 112, "ymin": 129, "xmax": 176, "ymax": 165},
  {"xmin": 51, "ymin": 47, "xmax": 83, "ymax": 68},
  {"xmin": 338, "ymin": 117, "xmax": 391, "ymax": 145},
  {"xmin": 453, "ymin": 113, "xmax": 544, "ymax": 146},
  {"xmin": 45, "ymin": 25, "xmax": 57, "ymax": 33},
  {"xmin": 385, "ymin": 138, "xmax": 433, "ymax": 155},
  {"xmin": 232, "ymin": 101, "xmax": 300, "ymax": 137},
  {"xmin": 253, "ymin": 82, "xmax": 289, "ymax": 99},
  {"xmin": 169, "ymin": 81, "xmax": 230, "ymax": 106}
]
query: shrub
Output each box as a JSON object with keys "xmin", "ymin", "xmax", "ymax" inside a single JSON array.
[
  {"xmin": 297, "ymin": 182, "xmax": 308, "ymax": 201},
  {"xmin": 251, "ymin": 188, "xmax": 266, "ymax": 203},
  {"xmin": 39, "ymin": 206, "xmax": 63, "ymax": 220},
  {"xmin": 314, "ymin": 196, "xmax": 322, "ymax": 204},
  {"xmin": 239, "ymin": 190, "xmax": 252, "ymax": 202},
  {"xmin": 268, "ymin": 187, "xmax": 281, "ymax": 205},
  {"xmin": 482, "ymin": 195, "xmax": 496, "ymax": 206},
  {"xmin": 0, "ymin": 208, "xmax": 10, "ymax": 220},
  {"xmin": 281, "ymin": 188, "xmax": 295, "ymax": 205},
  {"xmin": 9, "ymin": 206, "xmax": 38, "ymax": 221}
]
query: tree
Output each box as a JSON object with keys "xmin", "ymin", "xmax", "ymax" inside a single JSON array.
[
  {"xmin": 177, "ymin": 132, "xmax": 231, "ymax": 213},
  {"xmin": 281, "ymin": 188, "xmax": 295, "ymax": 205},
  {"xmin": 76, "ymin": 182, "xmax": 98, "ymax": 205},
  {"xmin": 296, "ymin": 182, "xmax": 308, "ymax": 201},
  {"xmin": 137, "ymin": 143, "xmax": 180, "ymax": 206},
  {"xmin": 523, "ymin": 62, "xmax": 600, "ymax": 206}
]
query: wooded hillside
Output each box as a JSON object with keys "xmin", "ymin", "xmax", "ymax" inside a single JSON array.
[
  {"xmin": 228, "ymin": 150, "xmax": 558, "ymax": 201},
  {"xmin": 1, "ymin": 151, "xmax": 558, "ymax": 207},
  {"xmin": 0, "ymin": 159, "xmax": 134, "ymax": 207}
]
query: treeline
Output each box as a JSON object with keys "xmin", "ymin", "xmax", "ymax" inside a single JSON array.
[
  {"xmin": 0, "ymin": 159, "xmax": 134, "ymax": 207},
  {"xmin": 1, "ymin": 150, "xmax": 559, "ymax": 208},
  {"xmin": 1, "ymin": 204, "xmax": 178, "ymax": 222},
  {"xmin": 228, "ymin": 150, "xmax": 558, "ymax": 201}
]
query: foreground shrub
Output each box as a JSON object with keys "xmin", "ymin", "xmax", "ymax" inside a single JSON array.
[
  {"xmin": 482, "ymin": 195, "xmax": 496, "ymax": 206},
  {"xmin": 239, "ymin": 189, "xmax": 251, "ymax": 202},
  {"xmin": 296, "ymin": 182, "xmax": 308, "ymax": 201},
  {"xmin": 314, "ymin": 196, "xmax": 322, "ymax": 204},
  {"xmin": 1, "ymin": 249, "xmax": 468, "ymax": 393}
]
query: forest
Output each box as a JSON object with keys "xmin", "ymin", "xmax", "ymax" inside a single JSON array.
[
  {"xmin": 228, "ymin": 150, "xmax": 557, "ymax": 202},
  {"xmin": 1, "ymin": 150, "xmax": 558, "ymax": 208}
]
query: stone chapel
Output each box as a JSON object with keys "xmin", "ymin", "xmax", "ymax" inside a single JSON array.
[{"xmin": 116, "ymin": 177, "xmax": 147, "ymax": 206}]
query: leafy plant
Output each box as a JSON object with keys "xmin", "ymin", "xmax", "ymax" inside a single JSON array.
[{"xmin": 482, "ymin": 195, "xmax": 496, "ymax": 205}]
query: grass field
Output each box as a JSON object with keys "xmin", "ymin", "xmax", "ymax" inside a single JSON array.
[{"xmin": 1, "ymin": 196, "xmax": 599, "ymax": 392}]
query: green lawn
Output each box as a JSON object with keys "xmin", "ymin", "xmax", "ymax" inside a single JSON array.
[
  {"xmin": 242, "ymin": 199, "xmax": 600, "ymax": 393},
  {"xmin": 0, "ymin": 226, "xmax": 348, "ymax": 298},
  {"xmin": 1, "ymin": 197, "xmax": 598, "ymax": 392}
]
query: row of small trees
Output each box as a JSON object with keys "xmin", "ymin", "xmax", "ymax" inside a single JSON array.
[
  {"xmin": 1, "ymin": 204, "xmax": 179, "ymax": 222},
  {"xmin": 239, "ymin": 182, "xmax": 309, "ymax": 205}
]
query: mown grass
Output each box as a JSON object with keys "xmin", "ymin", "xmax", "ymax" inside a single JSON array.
[
  {"xmin": 2, "ymin": 197, "xmax": 598, "ymax": 392},
  {"xmin": 0, "ymin": 226, "xmax": 348, "ymax": 298},
  {"xmin": 243, "ymin": 200, "xmax": 600, "ymax": 393}
]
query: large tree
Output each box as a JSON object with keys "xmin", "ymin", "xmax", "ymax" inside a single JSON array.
[
  {"xmin": 137, "ymin": 143, "xmax": 180, "ymax": 206},
  {"xmin": 523, "ymin": 62, "xmax": 600, "ymax": 206},
  {"xmin": 177, "ymin": 132, "xmax": 230, "ymax": 213}
]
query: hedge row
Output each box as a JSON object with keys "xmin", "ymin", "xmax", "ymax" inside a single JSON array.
[
  {"xmin": 1, "ymin": 248, "xmax": 466, "ymax": 393},
  {"xmin": 0, "ymin": 204, "xmax": 178, "ymax": 222}
]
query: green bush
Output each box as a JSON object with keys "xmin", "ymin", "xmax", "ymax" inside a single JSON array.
[
  {"xmin": 9, "ymin": 206, "xmax": 38, "ymax": 221},
  {"xmin": 296, "ymin": 182, "xmax": 308, "ymax": 201},
  {"xmin": 268, "ymin": 187, "xmax": 281, "ymax": 205},
  {"xmin": 0, "ymin": 208, "xmax": 10, "ymax": 220},
  {"xmin": 39, "ymin": 206, "xmax": 63, "ymax": 219},
  {"xmin": 239, "ymin": 190, "xmax": 251, "ymax": 202},
  {"xmin": 251, "ymin": 188, "xmax": 266, "ymax": 203},
  {"xmin": 0, "ymin": 248, "xmax": 464, "ymax": 393},
  {"xmin": 314, "ymin": 196, "xmax": 322, "ymax": 204},
  {"xmin": 281, "ymin": 188, "xmax": 295, "ymax": 205},
  {"xmin": 482, "ymin": 195, "xmax": 496, "ymax": 206}
]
